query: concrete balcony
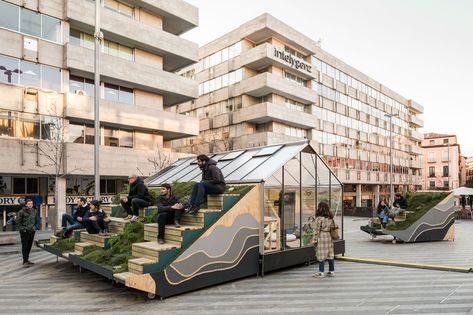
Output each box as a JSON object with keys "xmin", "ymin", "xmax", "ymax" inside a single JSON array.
[
  {"xmin": 126, "ymin": 0, "xmax": 198, "ymax": 35},
  {"xmin": 233, "ymin": 102, "xmax": 317, "ymax": 129},
  {"xmin": 64, "ymin": 142, "xmax": 190, "ymax": 176},
  {"xmin": 409, "ymin": 115, "xmax": 424, "ymax": 128},
  {"xmin": 240, "ymin": 43, "xmax": 316, "ymax": 80},
  {"xmin": 408, "ymin": 129, "xmax": 424, "ymax": 141},
  {"xmin": 407, "ymin": 99, "xmax": 424, "ymax": 114},
  {"xmin": 240, "ymin": 72, "xmax": 317, "ymax": 105},
  {"xmin": 65, "ymin": 44, "xmax": 197, "ymax": 105},
  {"xmin": 409, "ymin": 144, "xmax": 422, "ymax": 155},
  {"xmin": 65, "ymin": 0, "xmax": 198, "ymax": 71},
  {"xmin": 65, "ymin": 94, "xmax": 199, "ymax": 140},
  {"xmin": 232, "ymin": 132, "xmax": 304, "ymax": 150},
  {"xmin": 409, "ymin": 159, "xmax": 423, "ymax": 169}
]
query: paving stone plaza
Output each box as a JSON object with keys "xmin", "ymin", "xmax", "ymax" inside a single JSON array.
[{"xmin": 2, "ymin": 217, "xmax": 473, "ymax": 314}]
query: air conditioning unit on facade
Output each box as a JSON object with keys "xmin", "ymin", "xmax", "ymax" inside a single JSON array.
[{"xmin": 75, "ymin": 90, "xmax": 86, "ymax": 96}]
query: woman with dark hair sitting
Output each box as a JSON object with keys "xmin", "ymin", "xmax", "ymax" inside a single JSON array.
[
  {"xmin": 377, "ymin": 200, "xmax": 390, "ymax": 228},
  {"xmin": 311, "ymin": 201, "xmax": 336, "ymax": 278}
]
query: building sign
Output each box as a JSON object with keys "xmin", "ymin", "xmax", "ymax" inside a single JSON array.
[
  {"xmin": 0, "ymin": 196, "xmax": 42, "ymax": 205},
  {"xmin": 274, "ymin": 48, "xmax": 312, "ymax": 73},
  {"xmin": 47, "ymin": 195, "xmax": 114, "ymax": 205}
]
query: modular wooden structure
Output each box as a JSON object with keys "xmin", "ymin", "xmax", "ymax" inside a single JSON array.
[
  {"xmin": 360, "ymin": 193, "xmax": 455, "ymax": 243},
  {"xmin": 38, "ymin": 141, "xmax": 344, "ymax": 298}
]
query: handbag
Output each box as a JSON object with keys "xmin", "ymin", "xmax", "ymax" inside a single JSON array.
[{"xmin": 330, "ymin": 219, "xmax": 340, "ymax": 240}]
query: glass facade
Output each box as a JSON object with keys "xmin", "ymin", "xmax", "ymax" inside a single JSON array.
[
  {"xmin": 0, "ymin": 110, "xmax": 62, "ymax": 140},
  {"xmin": 70, "ymin": 29, "xmax": 134, "ymax": 61},
  {"xmin": 0, "ymin": 1, "xmax": 62, "ymax": 43}
]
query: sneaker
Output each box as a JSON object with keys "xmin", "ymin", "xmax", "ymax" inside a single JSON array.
[
  {"xmin": 130, "ymin": 215, "xmax": 138, "ymax": 222},
  {"xmin": 174, "ymin": 220, "xmax": 181, "ymax": 228},
  {"xmin": 313, "ymin": 272, "xmax": 324, "ymax": 278},
  {"xmin": 158, "ymin": 238, "xmax": 165, "ymax": 245},
  {"xmin": 23, "ymin": 262, "xmax": 30, "ymax": 268},
  {"xmin": 27, "ymin": 261, "xmax": 35, "ymax": 265},
  {"xmin": 327, "ymin": 271, "xmax": 335, "ymax": 277},
  {"xmin": 187, "ymin": 205, "xmax": 200, "ymax": 215}
]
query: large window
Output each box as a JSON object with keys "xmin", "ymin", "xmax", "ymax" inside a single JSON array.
[
  {"xmin": 284, "ymin": 71, "xmax": 306, "ymax": 87},
  {"xmin": 69, "ymin": 75, "xmax": 95, "ymax": 96},
  {"xmin": 69, "ymin": 75, "xmax": 134, "ymax": 104},
  {"xmin": 70, "ymin": 29, "xmax": 134, "ymax": 61},
  {"xmin": 443, "ymin": 166, "xmax": 449, "ymax": 177},
  {"xmin": 429, "ymin": 166, "xmax": 435, "ymax": 177},
  {"xmin": 0, "ymin": 110, "xmax": 61, "ymax": 140},
  {"xmin": 105, "ymin": 0, "xmax": 134, "ymax": 17},
  {"xmin": 0, "ymin": 54, "xmax": 62, "ymax": 91},
  {"xmin": 13, "ymin": 177, "xmax": 38, "ymax": 194},
  {"xmin": 0, "ymin": 1, "xmax": 61, "ymax": 43},
  {"xmin": 69, "ymin": 124, "xmax": 135, "ymax": 149},
  {"xmin": 198, "ymin": 69, "xmax": 242, "ymax": 95},
  {"xmin": 198, "ymin": 42, "xmax": 242, "ymax": 72}
]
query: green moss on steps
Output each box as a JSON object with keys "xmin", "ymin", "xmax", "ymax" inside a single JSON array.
[
  {"xmin": 387, "ymin": 192, "xmax": 450, "ymax": 230},
  {"xmin": 52, "ymin": 237, "xmax": 77, "ymax": 252}
]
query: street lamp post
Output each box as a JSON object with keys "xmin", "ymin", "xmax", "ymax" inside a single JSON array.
[
  {"xmin": 385, "ymin": 113, "xmax": 399, "ymax": 205},
  {"xmin": 94, "ymin": 0, "xmax": 103, "ymax": 200}
]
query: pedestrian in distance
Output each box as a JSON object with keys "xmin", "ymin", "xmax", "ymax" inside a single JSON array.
[
  {"xmin": 17, "ymin": 199, "xmax": 37, "ymax": 268},
  {"xmin": 311, "ymin": 201, "xmax": 335, "ymax": 278},
  {"xmin": 185, "ymin": 155, "xmax": 226, "ymax": 215}
]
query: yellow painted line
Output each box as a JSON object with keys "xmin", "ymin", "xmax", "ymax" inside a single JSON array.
[{"xmin": 336, "ymin": 256, "xmax": 472, "ymax": 273}]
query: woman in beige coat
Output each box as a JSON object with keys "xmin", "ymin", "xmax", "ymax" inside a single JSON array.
[{"xmin": 311, "ymin": 202, "xmax": 335, "ymax": 278}]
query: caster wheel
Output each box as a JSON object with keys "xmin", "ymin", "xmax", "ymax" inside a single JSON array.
[{"xmin": 147, "ymin": 293, "xmax": 156, "ymax": 300}]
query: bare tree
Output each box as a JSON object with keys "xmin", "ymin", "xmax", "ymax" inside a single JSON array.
[{"xmin": 136, "ymin": 150, "xmax": 172, "ymax": 177}]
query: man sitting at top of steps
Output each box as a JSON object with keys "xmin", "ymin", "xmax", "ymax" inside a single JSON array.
[
  {"xmin": 156, "ymin": 183, "xmax": 184, "ymax": 244},
  {"xmin": 121, "ymin": 175, "xmax": 151, "ymax": 222},
  {"xmin": 59, "ymin": 197, "xmax": 89, "ymax": 238},
  {"xmin": 185, "ymin": 155, "xmax": 226, "ymax": 215}
]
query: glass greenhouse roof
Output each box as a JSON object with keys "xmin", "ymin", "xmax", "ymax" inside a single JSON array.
[{"xmin": 148, "ymin": 141, "xmax": 342, "ymax": 186}]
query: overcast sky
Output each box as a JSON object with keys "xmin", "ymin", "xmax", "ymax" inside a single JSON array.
[{"xmin": 182, "ymin": 0, "xmax": 473, "ymax": 156}]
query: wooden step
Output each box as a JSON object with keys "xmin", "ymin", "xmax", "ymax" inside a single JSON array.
[
  {"xmin": 207, "ymin": 195, "xmax": 224, "ymax": 209},
  {"xmin": 74, "ymin": 242, "xmax": 96, "ymax": 255},
  {"xmin": 50, "ymin": 235, "xmax": 61, "ymax": 245},
  {"xmin": 80, "ymin": 232, "xmax": 112, "ymax": 248},
  {"xmin": 101, "ymin": 204, "xmax": 114, "ymax": 217},
  {"xmin": 114, "ymin": 271, "xmax": 135, "ymax": 282},
  {"xmin": 108, "ymin": 217, "xmax": 129, "ymax": 234},
  {"xmin": 132, "ymin": 241, "xmax": 180, "ymax": 261},
  {"xmin": 128, "ymin": 257, "xmax": 157, "ymax": 274}
]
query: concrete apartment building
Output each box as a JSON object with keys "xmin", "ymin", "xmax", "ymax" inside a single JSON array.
[
  {"xmin": 0, "ymin": 0, "xmax": 199, "ymax": 221},
  {"xmin": 421, "ymin": 133, "xmax": 463, "ymax": 190},
  {"xmin": 171, "ymin": 14, "xmax": 424, "ymax": 208},
  {"xmin": 466, "ymin": 157, "xmax": 473, "ymax": 185}
]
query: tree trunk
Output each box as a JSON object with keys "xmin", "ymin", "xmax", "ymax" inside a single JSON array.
[{"xmin": 53, "ymin": 176, "xmax": 67, "ymax": 231}]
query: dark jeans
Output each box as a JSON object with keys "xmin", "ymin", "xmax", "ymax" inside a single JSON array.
[
  {"xmin": 121, "ymin": 198, "xmax": 150, "ymax": 216},
  {"xmin": 156, "ymin": 209, "xmax": 183, "ymax": 239},
  {"xmin": 319, "ymin": 259, "xmax": 335, "ymax": 273},
  {"xmin": 61, "ymin": 213, "xmax": 83, "ymax": 235},
  {"xmin": 85, "ymin": 218, "xmax": 109, "ymax": 234},
  {"xmin": 20, "ymin": 230, "xmax": 35, "ymax": 263},
  {"xmin": 190, "ymin": 182, "xmax": 225, "ymax": 207}
]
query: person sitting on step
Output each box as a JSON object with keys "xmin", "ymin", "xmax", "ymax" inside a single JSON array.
[
  {"xmin": 186, "ymin": 155, "xmax": 226, "ymax": 215},
  {"xmin": 59, "ymin": 197, "xmax": 89, "ymax": 238},
  {"xmin": 389, "ymin": 193, "xmax": 408, "ymax": 218},
  {"xmin": 376, "ymin": 200, "xmax": 390, "ymax": 228},
  {"xmin": 83, "ymin": 200, "xmax": 109, "ymax": 236},
  {"xmin": 155, "ymin": 183, "xmax": 184, "ymax": 244},
  {"xmin": 120, "ymin": 174, "xmax": 151, "ymax": 222}
]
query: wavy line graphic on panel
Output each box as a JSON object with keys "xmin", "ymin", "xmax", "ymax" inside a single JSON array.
[
  {"xmin": 164, "ymin": 213, "xmax": 259, "ymax": 285},
  {"xmin": 176, "ymin": 213, "xmax": 259, "ymax": 261}
]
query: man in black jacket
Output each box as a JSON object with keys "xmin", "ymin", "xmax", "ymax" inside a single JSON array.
[
  {"xmin": 59, "ymin": 197, "xmax": 89, "ymax": 238},
  {"xmin": 186, "ymin": 155, "xmax": 226, "ymax": 215},
  {"xmin": 17, "ymin": 199, "xmax": 37, "ymax": 267},
  {"xmin": 155, "ymin": 183, "xmax": 184, "ymax": 244},
  {"xmin": 121, "ymin": 175, "xmax": 151, "ymax": 222}
]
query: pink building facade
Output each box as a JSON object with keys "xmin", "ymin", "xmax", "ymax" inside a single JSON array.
[{"xmin": 421, "ymin": 133, "xmax": 461, "ymax": 190}]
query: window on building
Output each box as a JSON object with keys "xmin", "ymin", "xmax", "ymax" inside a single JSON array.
[
  {"xmin": 429, "ymin": 139, "xmax": 435, "ymax": 145},
  {"xmin": 429, "ymin": 166, "xmax": 435, "ymax": 177},
  {"xmin": 0, "ymin": 54, "xmax": 20, "ymax": 84},
  {"xmin": 284, "ymin": 71, "xmax": 306, "ymax": 87},
  {"xmin": 71, "ymin": 29, "xmax": 134, "ymax": 61},
  {"xmin": 42, "ymin": 14, "xmax": 61, "ymax": 42},
  {"xmin": 444, "ymin": 181, "xmax": 449, "ymax": 188},
  {"xmin": 105, "ymin": 0, "xmax": 134, "ymax": 17},
  {"xmin": 20, "ymin": 60, "xmax": 41, "ymax": 88},
  {"xmin": 0, "ymin": 0, "xmax": 19, "ymax": 31},
  {"xmin": 443, "ymin": 138, "xmax": 449, "ymax": 144},
  {"xmin": 119, "ymin": 129, "xmax": 133, "ymax": 148},
  {"xmin": 104, "ymin": 83, "xmax": 134, "ymax": 104},
  {"xmin": 41, "ymin": 116, "xmax": 60, "ymax": 140},
  {"xmin": 18, "ymin": 113, "xmax": 40, "ymax": 139},
  {"xmin": 429, "ymin": 181, "xmax": 435, "ymax": 189},
  {"xmin": 20, "ymin": 8, "xmax": 41, "ymax": 37},
  {"xmin": 442, "ymin": 150, "xmax": 449, "ymax": 161},
  {"xmin": 69, "ymin": 123, "xmax": 85, "ymax": 143},
  {"xmin": 69, "ymin": 75, "xmax": 94, "ymax": 96},
  {"xmin": 443, "ymin": 166, "xmax": 449, "ymax": 177},
  {"xmin": 103, "ymin": 127, "xmax": 119, "ymax": 147},
  {"xmin": 100, "ymin": 179, "xmax": 117, "ymax": 194},
  {"xmin": 85, "ymin": 125, "xmax": 95, "ymax": 144},
  {"xmin": 428, "ymin": 152, "xmax": 435, "ymax": 162},
  {"xmin": 13, "ymin": 177, "xmax": 38, "ymax": 194},
  {"xmin": 41, "ymin": 65, "xmax": 61, "ymax": 91}
]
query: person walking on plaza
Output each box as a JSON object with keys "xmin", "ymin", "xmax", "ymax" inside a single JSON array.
[
  {"xmin": 155, "ymin": 183, "xmax": 184, "ymax": 244},
  {"xmin": 17, "ymin": 199, "xmax": 37, "ymax": 267},
  {"xmin": 186, "ymin": 155, "xmax": 226, "ymax": 215},
  {"xmin": 311, "ymin": 202, "xmax": 335, "ymax": 278},
  {"xmin": 121, "ymin": 175, "xmax": 151, "ymax": 222}
]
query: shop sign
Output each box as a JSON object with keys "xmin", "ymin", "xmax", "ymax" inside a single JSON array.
[
  {"xmin": 274, "ymin": 48, "xmax": 312, "ymax": 73},
  {"xmin": 47, "ymin": 195, "xmax": 114, "ymax": 205},
  {"xmin": 0, "ymin": 196, "xmax": 42, "ymax": 205}
]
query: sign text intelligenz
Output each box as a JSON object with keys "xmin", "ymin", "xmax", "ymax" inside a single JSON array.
[{"xmin": 274, "ymin": 48, "xmax": 312, "ymax": 73}]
